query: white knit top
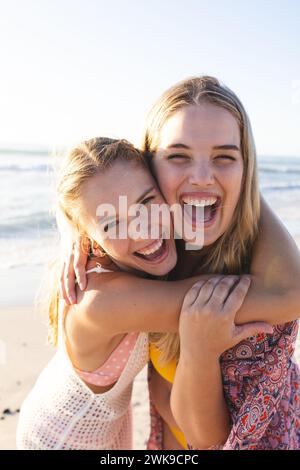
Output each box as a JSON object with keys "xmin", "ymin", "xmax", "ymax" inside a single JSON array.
[{"xmin": 16, "ymin": 296, "xmax": 149, "ymax": 450}]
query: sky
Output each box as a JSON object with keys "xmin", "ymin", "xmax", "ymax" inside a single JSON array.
[{"xmin": 0, "ymin": 0, "xmax": 300, "ymax": 156}]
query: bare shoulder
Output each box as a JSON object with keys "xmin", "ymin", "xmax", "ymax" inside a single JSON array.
[
  {"xmin": 77, "ymin": 269, "xmax": 134, "ymax": 308},
  {"xmin": 64, "ymin": 272, "xmax": 123, "ymax": 358},
  {"xmin": 71, "ymin": 270, "xmax": 134, "ymax": 335}
]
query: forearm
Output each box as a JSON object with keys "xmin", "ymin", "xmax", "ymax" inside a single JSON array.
[
  {"xmin": 85, "ymin": 266, "xmax": 300, "ymax": 338},
  {"xmin": 86, "ymin": 272, "xmax": 214, "ymax": 334},
  {"xmin": 84, "ymin": 242, "xmax": 300, "ymax": 336},
  {"xmin": 234, "ymin": 278, "xmax": 300, "ymax": 325},
  {"xmin": 170, "ymin": 353, "xmax": 230, "ymax": 449}
]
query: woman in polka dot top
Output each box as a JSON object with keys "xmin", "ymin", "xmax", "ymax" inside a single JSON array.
[{"xmin": 17, "ymin": 137, "xmax": 179, "ymax": 449}]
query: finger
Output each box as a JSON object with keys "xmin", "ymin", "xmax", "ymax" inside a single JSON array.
[
  {"xmin": 233, "ymin": 322, "xmax": 274, "ymax": 345},
  {"xmin": 194, "ymin": 275, "xmax": 233, "ymax": 306},
  {"xmin": 64, "ymin": 253, "xmax": 77, "ymax": 304},
  {"xmin": 73, "ymin": 240, "xmax": 88, "ymax": 291},
  {"xmin": 59, "ymin": 263, "xmax": 71, "ymax": 305},
  {"xmin": 184, "ymin": 275, "xmax": 225, "ymax": 312},
  {"xmin": 222, "ymin": 277, "xmax": 251, "ymax": 315},
  {"xmin": 206, "ymin": 275, "xmax": 240, "ymax": 307},
  {"xmin": 182, "ymin": 279, "xmax": 207, "ymax": 309}
]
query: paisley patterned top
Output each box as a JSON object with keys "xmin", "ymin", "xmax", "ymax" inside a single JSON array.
[{"xmin": 148, "ymin": 320, "xmax": 300, "ymax": 450}]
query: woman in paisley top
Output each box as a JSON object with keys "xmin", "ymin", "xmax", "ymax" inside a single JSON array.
[{"xmin": 145, "ymin": 76, "xmax": 300, "ymax": 450}]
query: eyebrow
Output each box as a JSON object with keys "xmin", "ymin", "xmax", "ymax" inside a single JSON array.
[
  {"xmin": 166, "ymin": 143, "xmax": 240, "ymax": 151},
  {"xmin": 213, "ymin": 144, "xmax": 240, "ymax": 151},
  {"xmin": 166, "ymin": 143, "xmax": 190, "ymax": 150},
  {"xmin": 98, "ymin": 186, "xmax": 155, "ymax": 224}
]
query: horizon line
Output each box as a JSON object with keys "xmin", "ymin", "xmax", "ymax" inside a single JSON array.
[{"xmin": 0, "ymin": 146, "xmax": 300, "ymax": 160}]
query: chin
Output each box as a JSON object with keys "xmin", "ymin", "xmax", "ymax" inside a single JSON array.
[
  {"xmin": 152, "ymin": 258, "xmax": 177, "ymax": 277},
  {"xmin": 182, "ymin": 232, "xmax": 220, "ymax": 248},
  {"xmin": 203, "ymin": 228, "xmax": 228, "ymax": 247},
  {"xmin": 150, "ymin": 267, "xmax": 170, "ymax": 277}
]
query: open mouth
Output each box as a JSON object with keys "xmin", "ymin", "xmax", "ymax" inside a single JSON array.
[
  {"xmin": 180, "ymin": 195, "xmax": 221, "ymax": 226},
  {"xmin": 134, "ymin": 237, "xmax": 169, "ymax": 263}
]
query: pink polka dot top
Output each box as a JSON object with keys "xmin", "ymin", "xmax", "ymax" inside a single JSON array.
[{"xmin": 73, "ymin": 332, "xmax": 139, "ymax": 386}]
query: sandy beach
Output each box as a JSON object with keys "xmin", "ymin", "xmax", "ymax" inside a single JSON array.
[{"xmin": 1, "ymin": 237, "xmax": 300, "ymax": 450}]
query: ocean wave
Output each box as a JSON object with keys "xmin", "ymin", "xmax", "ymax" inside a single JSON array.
[
  {"xmin": 0, "ymin": 233, "xmax": 58, "ymax": 270},
  {"xmin": 261, "ymin": 183, "xmax": 300, "ymax": 191},
  {"xmin": 2, "ymin": 163, "xmax": 300, "ymax": 175},
  {"xmin": 0, "ymin": 211, "xmax": 55, "ymax": 237},
  {"xmin": 259, "ymin": 166, "xmax": 300, "ymax": 175},
  {"xmin": 0, "ymin": 164, "xmax": 52, "ymax": 173}
]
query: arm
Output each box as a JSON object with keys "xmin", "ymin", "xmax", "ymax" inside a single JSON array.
[
  {"xmin": 76, "ymin": 212, "xmax": 299, "ymax": 337},
  {"xmin": 62, "ymin": 196, "xmax": 300, "ymax": 336},
  {"xmin": 235, "ymin": 195, "xmax": 300, "ymax": 326},
  {"xmin": 171, "ymin": 353, "xmax": 230, "ymax": 449},
  {"xmin": 72, "ymin": 270, "xmax": 212, "ymax": 336},
  {"xmin": 169, "ymin": 276, "xmax": 273, "ymax": 449},
  {"xmin": 174, "ymin": 323, "xmax": 296, "ymax": 451}
]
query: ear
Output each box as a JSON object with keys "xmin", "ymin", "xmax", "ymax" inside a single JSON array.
[
  {"xmin": 92, "ymin": 241, "xmax": 106, "ymax": 258},
  {"xmin": 79, "ymin": 234, "xmax": 92, "ymax": 256}
]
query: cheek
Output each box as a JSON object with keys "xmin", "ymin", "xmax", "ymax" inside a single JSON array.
[
  {"xmin": 102, "ymin": 239, "xmax": 130, "ymax": 259},
  {"xmin": 232, "ymin": 165, "xmax": 243, "ymax": 196},
  {"xmin": 152, "ymin": 160, "xmax": 183, "ymax": 203},
  {"xmin": 223, "ymin": 166, "xmax": 243, "ymax": 209}
]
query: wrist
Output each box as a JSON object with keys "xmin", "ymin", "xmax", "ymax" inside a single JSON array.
[{"xmin": 178, "ymin": 349, "xmax": 220, "ymax": 368}]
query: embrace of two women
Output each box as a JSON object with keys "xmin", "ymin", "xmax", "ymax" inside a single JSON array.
[{"xmin": 16, "ymin": 76, "xmax": 300, "ymax": 450}]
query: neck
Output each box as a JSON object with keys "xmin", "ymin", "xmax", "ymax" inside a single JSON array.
[{"xmin": 111, "ymin": 259, "xmax": 149, "ymax": 279}]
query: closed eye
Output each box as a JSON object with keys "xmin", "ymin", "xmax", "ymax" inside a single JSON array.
[
  {"xmin": 167, "ymin": 154, "xmax": 190, "ymax": 161},
  {"xmin": 103, "ymin": 220, "xmax": 119, "ymax": 232},
  {"xmin": 215, "ymin": 155, "xmax": 236, "ymax": 161}
]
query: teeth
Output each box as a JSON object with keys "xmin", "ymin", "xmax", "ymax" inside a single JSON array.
[
  {"xmin": 181, "ymin": 196, "xmax": 218, "ymax": 207},
  {"xmin": 136, "ymin": 238, "xmax": 163, "ymax": 256}
]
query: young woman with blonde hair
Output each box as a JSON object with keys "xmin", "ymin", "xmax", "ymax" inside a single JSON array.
[
  {"xmin": 56, "ymin": 77, "xmax": 300, "ymax": 450},
  {"xmin": 17, "ymin": 138, "xmax": 178, "ymax": 449},
  {"xmin": 140, "ymin": 76, "xmax": 300, "ymax": 449}
]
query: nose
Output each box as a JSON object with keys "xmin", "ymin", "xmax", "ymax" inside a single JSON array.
[{"xmin": 188, "ymin": 160, "xmax": 215, "ymax": 186}]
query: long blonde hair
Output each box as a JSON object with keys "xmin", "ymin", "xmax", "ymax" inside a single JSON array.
[
  {"xmin": 47, "ymin": 137, "xmax": 148, "ymax": 346},
  {"xmin": 144, "ymin": 76, "xmax": 260, "ymax": 365}
]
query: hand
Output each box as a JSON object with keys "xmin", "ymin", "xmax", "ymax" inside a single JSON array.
[
  {"xmin": 59, "ymin": 235, "xmax": 89, "ymax": 305},
  {"xmin": 179, "ymin": 276, "xmax": 274, "ymax": 359}
]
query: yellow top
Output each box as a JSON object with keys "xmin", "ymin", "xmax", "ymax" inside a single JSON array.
[{"xmin": 149, "ymin": 343, "xmax": 188, "ymax": 449}]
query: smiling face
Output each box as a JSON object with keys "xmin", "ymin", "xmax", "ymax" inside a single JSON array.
[
  {"xmin": 80, "ymin": 159, "xmax": 177, "ymax": 277},
  {"xmin": 152, "ymin": 103, "xmax": 244, "ymax": 246}
]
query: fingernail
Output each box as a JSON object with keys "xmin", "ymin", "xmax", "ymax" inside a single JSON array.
[
  {"xmin": 79, "ymin": 282, "xmax": 85, "ymax": 291},
  {"xmin": 70, "ymin": 295, "xmax": 76, "ymax": 304}
]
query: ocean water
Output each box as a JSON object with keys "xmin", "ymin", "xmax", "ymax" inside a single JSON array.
[
  {"xmin": 0, "ymin": 151, "xmax": 300, "ymax": 272},
  {"xmin": 0, "ymin": 151, "xmax": 58, "ymax": 271}
]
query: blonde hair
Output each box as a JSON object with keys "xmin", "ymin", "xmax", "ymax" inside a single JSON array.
[
  {"xmin": 144, "ymin": 76, "xmax": 260, "ymax": 365},
  {"xmin": 47, "ymin": 137, "xmax": 148, "ymax": 346}
]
